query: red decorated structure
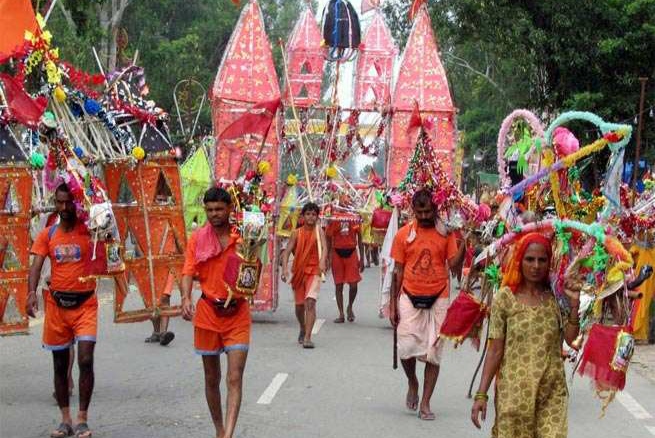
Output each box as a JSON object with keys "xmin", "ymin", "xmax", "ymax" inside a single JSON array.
[
  {"xmin": 211, "ymin": 0, "xmax": 280, "ymax": 312},
  {"xmin": 105, "ymin": 157, "xmax": 186, "ymax": 323},
  {"xmin": 353, "ymin": 10, "xmax": 397, "ymax": 110},
  {"xmin": 388, "ymin": 4, "xmax": 456, "ymax": 187},
  {"xmin": 0, "ymin": 165, "xmax": 32, "ymax": 335},
  {"xmin": 284, "ymin": 6, "xmax": 325, "ymax": 108}
]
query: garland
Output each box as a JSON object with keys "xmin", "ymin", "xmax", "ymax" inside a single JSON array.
[{"xmin": 496, "ymin": 109, "xmax": 545, "ymax": 191}]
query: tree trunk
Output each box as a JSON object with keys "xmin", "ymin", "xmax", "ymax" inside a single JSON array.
[{"xmin": 96, "ymin": 0, "xmax": 132, "ymax": 73}]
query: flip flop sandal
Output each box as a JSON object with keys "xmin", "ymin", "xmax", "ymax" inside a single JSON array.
[
  {"xmin": 303, "ymin": 340, "xmax": 315, "ymax": 349},
  {"xmin": 74, "ymin": 422, "xmax": 92, "ymax": 438},
  {"xmin": 347, "ymin": 313, "xmax": 355, "ymax": 322},
  {"xmin": 333, "ymin": 317, "xmax": 345, "ymax": 323},
  {"xmin": 418, "ymin": 411, "xmax": 435, "ymax": 421},
  {"xmin": 297, "ymin": 332, "xmax": 305, "ymax": 344},
  {"xmin": 159, "ymin": 331, "xmax": 175, "ymax": 346},
  {"xmin": 50, "ymin": 422, "xmax": 73, "ymax": 438},
  {"xmin": 144, "ymin": 333, "xmax": 161, "ymax": 343}
]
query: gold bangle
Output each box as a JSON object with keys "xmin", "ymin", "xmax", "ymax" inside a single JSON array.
[{"xmin": 474, "ymin": 392, "xmax": 489, "ymax": 401}]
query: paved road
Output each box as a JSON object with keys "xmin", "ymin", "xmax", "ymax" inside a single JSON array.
[{"xmin": 2, "ymin": 269, "xmax": 655, "ymax": 438}]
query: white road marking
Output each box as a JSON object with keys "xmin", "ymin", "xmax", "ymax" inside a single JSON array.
[
  {"xmin": 646, "ymin": 426, "xmax": 655, "ymax": 436},
  {"xmin": 312, "ymin": 318, "xmax": 325, "ymax": 335},
  {"xmin": 617, "ymin": 391, "xmax": 653, "ymax": 420},
  {"xmin": 257, "ymin": 373, "xmax": 288, "ymax": 405}
]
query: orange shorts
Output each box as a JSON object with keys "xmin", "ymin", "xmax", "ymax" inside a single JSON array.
[
  {"xmin": 293, "ymin": 274, "xmax": 320, "ymax": 305},
  {"xmin": 42, "ymin": 290, "xmax": 98, "ymax": 351},
  {"xmin": 194, "ymin": 298, "xmax": 251, "ymax": 355},
  {"xmin": 331, "ymin": 250, "xmax": 361, "ymax": 285}
]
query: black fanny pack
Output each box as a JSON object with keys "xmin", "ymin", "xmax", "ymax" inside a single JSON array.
[
  {"xmin": 201, "ymin": 293, "xmax": 240, "ymax": 317},
  {"xmin": 334, "ymin": 247, "xmax": 356, "ymax": 258},
  {"xmin": 404, "ymin": 287, "xmax": 446, "ymax": 310},
  {"xmin": 51, "ymin": 290, "xmax": 94, "ymax": 309}
]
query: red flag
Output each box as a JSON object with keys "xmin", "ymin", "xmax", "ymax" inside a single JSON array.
[
  {"xmin": 361, "ymin": 0, "xmax": 380, "ymax": 14},
  {"xmin": 409, "ymin": 0, "xmax": 426, "ymax": 21},
  {"xmin": 220, "ymin": 98, "xmax": 281, "ymax": 140},
  {"xmin": 0, "ymin": 73, "xmax": 47, "ymax": 128},
  {"xmin": 406, "ymin": 101, "xmax": 423, "ymax": 137}
]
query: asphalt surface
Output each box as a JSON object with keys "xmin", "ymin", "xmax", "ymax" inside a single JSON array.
[{"xmin": 2, "ymin": 269, "xmax": 655, "ymax": 438}]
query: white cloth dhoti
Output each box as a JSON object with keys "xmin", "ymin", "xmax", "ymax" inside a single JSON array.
[{"xmin": 397, "ymin": 294, "xmax": 448, "ymax": 365}]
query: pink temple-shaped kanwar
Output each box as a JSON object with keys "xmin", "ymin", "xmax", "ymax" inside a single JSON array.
[
  {"xmin": 388, "ymin": 5, "xmax": 456, "ymax": 186},
  {"xmin": 284, "ymin": 5, "xmax": 325, "ymax": 107},
  {"xmin": 353, "ymin": 10, "xmax": 397, "ymax": 110},
  {"xmin": 211, "ymin": 0, "xmax": 280, "ymax": 311}
]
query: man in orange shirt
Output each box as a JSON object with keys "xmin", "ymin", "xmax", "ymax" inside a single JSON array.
[
  {"xmin": 27, "ymin": 183, "xmax": 97, "ymax": 438},
  {"xmin": 281, "ymin": 202, "xmax": 327, "ymax": 348},
  {"xmin": 325, "ymin": 216, "xmax": 365, "ymax": 323},
  {"xmin": 390, "ymin": 189, "xmax": 465, "ymax": 421},
  {"xmin": 181, "ymin": 187, "xmax": 250, "ymax": 438}
]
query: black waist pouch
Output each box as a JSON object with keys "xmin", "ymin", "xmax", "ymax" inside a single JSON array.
[
  {"xmin": 404, "ymin": 286, "xmax": 446, "ymax": 310},
  {"xmin": 334, "ymin": 247, "xmax": 356, "ymax": 258},
  {"xmin": 201, "ymin": 293, "xmax": 240, "ymax": 317},
  {"xmin": 51, "ymin": 291, "xmax": 94, "ymax": 309}
]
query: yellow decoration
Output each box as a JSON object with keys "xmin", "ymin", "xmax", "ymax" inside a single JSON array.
[
  {"xmin": 286, "ymin": 173, "xmax": 298, "ymax": 186},
  {"xmin": 545, "ymin": 149, "xmax": 566, "ymax": 217},
  {"xmin": 53, "ymin": 86, "xmax": 66, "ymax": 103},
  {"xmin": 46, "ymin": 60, "xmax": 61, "ymax": 84},
  {"xmin": 276, "ymin": 186, "xmax": 300, "ymax": 237},
  {"xmin": 42, "ymin": 30, "xmax": 53, "ymax": 45},
  {"xmin": 326, "ymin": 165, "xmax": 338, "ymax": 179},
  {"xmin": 132, "ymin": 146, "xmax": 146, "ymax": 161},
  {"xmin": 36, "ymin": 13, "xmax": 46, "ymax": 29},
  {"xmin": 606, "ymin": 266, "xmax": 625, "ymax": 284},
  {"xmin": 257, "ymin": 161, "xmax": 271, "ymax": 175}
]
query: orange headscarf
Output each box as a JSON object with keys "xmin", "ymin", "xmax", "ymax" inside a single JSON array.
[{"xmin": 501, "ymin": 232, "xmax": 552, "ymax": 293}]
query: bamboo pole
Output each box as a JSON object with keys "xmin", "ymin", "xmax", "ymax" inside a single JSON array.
[{"xmin": 279, "ymin": 40, "xmax": 324, "ymax": 277}]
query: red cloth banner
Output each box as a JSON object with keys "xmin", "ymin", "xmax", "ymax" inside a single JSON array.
[{"xmin": 439, "ymin": 292, "xmax": 488, "ymax": 345}]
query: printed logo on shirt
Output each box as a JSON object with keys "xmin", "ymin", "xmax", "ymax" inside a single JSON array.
[
  {"xmin": 54, "ymin": 244, "xmax": 82, "ymax": 263},
  {"xmin": 339, "ymin": 222, "xmax": 350, "ymax": 235},
  {"xmin": 411, "ymin": 248, "xmax": 436, "ymax": 276}
]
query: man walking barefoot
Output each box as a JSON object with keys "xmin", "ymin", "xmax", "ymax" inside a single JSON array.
[
  {"xmin": 325, "ymin": 216, "xmax": 365, "ymax": 323},
  {"xmin": 389, "ymin": 189, "xmax": 465, "ymax": 421},
  {"xmin": 181, "ymin": 187, "xmax": 250, "ymax": 438},
  {"xmin": 27, "ymin": 183, "xmax": 97, "ymax": 438},
  {"xmin": 281, "ymin": 202, "xmax": 327, "ymax": 348}
]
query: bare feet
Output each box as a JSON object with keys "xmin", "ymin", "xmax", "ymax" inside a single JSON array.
[
  {"xmin": 406, "ymin": 378, "xmax": 419, "ymax": 411},
  {"xmin": 347, "ymin": 307, "xmax": 355, "ymax": 322},
  {"xmin": 333, "ymin": 316, "xmax": 345, "ymax": 323}
]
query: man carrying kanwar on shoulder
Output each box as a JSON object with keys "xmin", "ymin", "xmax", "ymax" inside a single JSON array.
[
  {"xmin": 390, "ymin": 188, "xmax": 465, "ymax": 421},
  {"xmin": 181, "ymin": 187, "xmax": 251, "ymax": 438},
  {"xmin": 325, "ymin": 213, "xmax": 365, "ymax": 323},
  {"xmin": 281, "ymin": 202, "xmax": 327, "ymax": 349},
  {"xmin": 27, "ymin": 183, "xmax": 98, "ymax": 438}
]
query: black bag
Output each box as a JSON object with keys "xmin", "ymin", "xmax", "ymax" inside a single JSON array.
[
  {"xmin": 201, "ymin": 293, "xmax": 240, "ymax": 317},
  {"xmin": 322, "ymin": 0, "xmax": 361, "ymax": 49},
  {"xmin": 51, "ymin": 290, "xmax": 94, "ymax": 309},
  {"xmin": 334, "ymin": 247, "xmax": 356, "ymax": 258},
  {"xmin": 404, "ymin": 286, "xmax": 447, "ymax": 310}
]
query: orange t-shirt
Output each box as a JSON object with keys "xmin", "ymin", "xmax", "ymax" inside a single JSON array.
[
  {"xmin": 326, "ymin": 220, "xmax": 359, "ymax": 249},
  {"xmin": 390, "ymin": 221, "xmax": 457, "ymax": 297},
  {"xmin": 182, "ymin": 230, "xmax": 239, "ymax": 301},
  {"xmin": 31, "ymin": 223, "xmax": 97, "ymax": 292}
]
